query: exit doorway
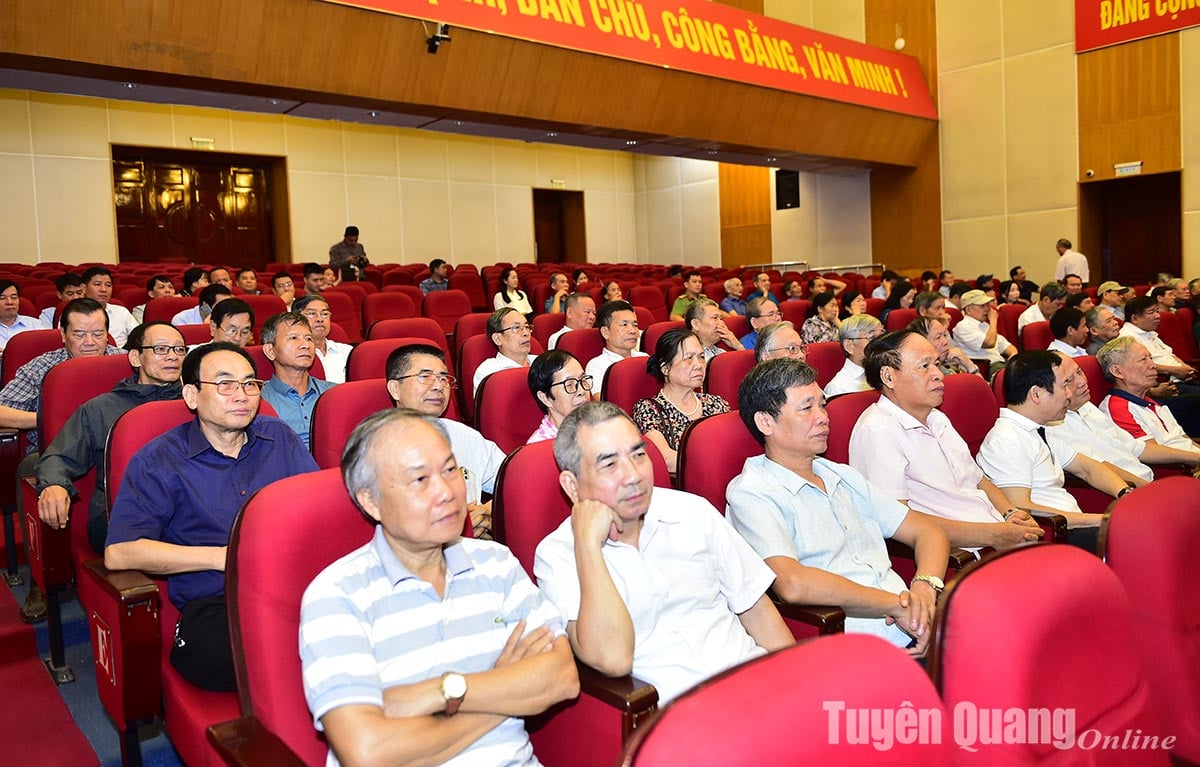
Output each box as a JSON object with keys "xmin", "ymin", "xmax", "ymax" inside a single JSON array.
[
  {"xmin": 532, "ymin": 189, "xmax": 587, "ymax": 264},
  {"xmin": 1079, "ymin": 172, "xmax": 1181, "ymax": 287}
]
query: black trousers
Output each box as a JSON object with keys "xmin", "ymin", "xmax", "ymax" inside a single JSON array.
[{"xmin": 170, "ymin": 595, "xmax": 237, "ymax": 692}]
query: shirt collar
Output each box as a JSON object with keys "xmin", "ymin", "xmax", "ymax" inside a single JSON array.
[
  {"xmin": 876, "ymin": 395, "xmax": 927, "ymax": 431},
  {"xmin": 371, "ymin": 526, "xmax": 474, "ymax": 586},
  {"xmin": 1108, "ymin": 388, "xmax": 1154, "ymax": 409},
  {"xmin": 183, "ymin": 415, "xmax": 273, "ymax": 458},
  {"xmin": 757, "ymin": 454, "xmax": 844, "ymax": 497},
  {"xmin": 998, "ymin": 407, "xmax": 1042, "ymax": 432}
]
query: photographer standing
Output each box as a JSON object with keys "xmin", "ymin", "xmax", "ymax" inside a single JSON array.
[{"xmin": 329, "ymin": 225, "xmax": 368, "ymax": 282}]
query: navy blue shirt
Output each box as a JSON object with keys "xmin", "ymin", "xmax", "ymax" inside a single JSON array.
[{"xmin": 105, "ymin": 416, "xmax": 319, "ymax": 608}]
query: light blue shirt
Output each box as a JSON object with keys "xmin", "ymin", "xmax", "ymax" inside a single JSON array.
[
  {"xmin": 261, "ymin": 375, "xmax": 335, "ymax": 448},
  {"xmin": 0, "ymin": 315, "xmax": 49, "ymax": 349}
]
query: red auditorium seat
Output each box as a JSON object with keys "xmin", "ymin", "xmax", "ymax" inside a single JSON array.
[
  {"xmin": 602, "ymin": 355, "xmax": 659, "ymax": 415},
  {"xmin": 555, "ymin": 327, "xmax": 605, "ymax": 365},
  {"xmin": 474, "ymin": 367, "xmax": 543, "ymax": 451},
  {"xmin": 382, "ymin": 284, "xmax": 425, "ymax": 309},
  {"xmin": 1021, "ymin": 320, "xmax": 1053, "ymax": 351},
  {"xmin": 448, "ymin": 271, "xmax": 488, "ymax": 311},
  {"xmin": 422, "ymin": 289, "xmax": 473, "ymax": 334},
  {"xmin": 822, "ymin": 390, "xmax": 880, "ymax": 464},
  {"xmin": 382, "ymin": 269, "xmax": 415, "ymax": 286},
  {"xmin": 884, "ymin": 307, "xmax": 917, "ymax": 331},
  {"xmin": 363, "ymin": 317, "xmax": 449, "ymax": 354},
  {"xmin": 532, "ymin": 312, "xmax": 566, "ymax": 351},
  {"xmin": 144, "ymin": 296, "xmax": 199, "ymax": 324},
  {"xmin": 675, "ymin": 411, "xmax": 845, "ymax": 639},
  {"xmin": 930, "ymin": 544, "xmax": 1168, "ymax": 767},
  {"xmin": 620, "ymin": 635, "xmax": 949, "ymax": 767},
  {"xmin": 1101, "ymin": 477, "xmax": 1200, "ymax": 762},
  {"xmin": 805, "ymin": 341, "xmax": 844, "ymax": 390},
  {"xmin": 938, "ymin": 371, "xmax": 998, "ymax": 456},
  {"xmin": 362, "ymin": 292, "xmax": 417, "ymax": 335},
  {"xmin": 630, "ymin": 285, "xmax": 668, "ymax": 323},
  {"xmin": 1157, "ymin": 309, "xmax": 1198, "ymax": 362},
  {"xmin": 319, "ymin": 289, "xmax": 362, "ymax": 343},
  {"xmin": 238, "ymin": 294, "xmax": 288, "ymax": 340},
  {"xmin": 310, "ymin": 379, "xmax": 395, "ymax": 470},
  {"xmin": 453, "ymin": 312, "xmax": 492, "ymax": 360},
  {"xmin": 704, "ymin": 349, "xmax": 755, "ymax": 404},
  {"xmin": 639, "ymin": 321, "xmax": 684, "ymax": 356},
  {"xmin": 177, "ymin": 323, "xmax": 212, "ymax": 345},
  {"xmin": 779, "ymin": 299, "xmax": 810, "ymax": 327},
  {"xmin": 997, "ymin": 303, "xmax": 1024, "ymax": 350},
  {"xmin": 864, "ymin": 297, "xmax": 885, "ymax": 317},
  {"xmin": 457, "ymin": 334, "xmax": 544, "ymax": 425}
]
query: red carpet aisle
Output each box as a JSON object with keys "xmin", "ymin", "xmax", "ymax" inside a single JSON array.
[{"xmin": 0, "ymin": 584, "xmax": 98, "ymax": 765}]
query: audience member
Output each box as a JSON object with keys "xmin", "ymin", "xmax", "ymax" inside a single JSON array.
[
  {"xmin": 584, "ymin": 300, "xmax": 646, "ymax": 391},
  {"xmin": 131, "ymin": 274, "xmax": 177, "ymax": 323},
  {"xmin": 260, "ymin": 312, "xmax": 335, "ymax": 449},
  {"xmin": 1047, "ymin": 307, "xmax": 1089, "ymax": 357},
  {"xmin": 840, "ymin": 290, "xmax": 867, "ymax": 317},
  {"xmin": 493, "ymin": 267, "xmax": 533, "ymax": 315},
  {"xmin": 809, "ymin": 275, "xmax": 846, "ymax": 297},
  {"xmin": 801, "ymin": 291, "xmax": 841, "ymax": 345},
  {"xmin": 572, "ymin": 268, "xmax": 589, "ymax": 287},
  {"xmin": 720, "ymin": 277, "xmax": 746, "ymax": 316},
  {"xmin": 204, "ymin": 299, "xmax": 255, "ymax": 349},
  {"xmin": 181, "ymin": 267, "xmax": 209, "ymax": 297},
  {"xmin": 208, "ymin": 267, "xmax": 233, "ymax": 289},
  {"xmin": 82, "ymin": 266, "xmax": 138, "ymax": 348},
  {"xmin": 685, "ymin": 299, "xmax": 740, "ymax": 361},
  {"xmin": 1118, "ymin": 296, "xmax": 1200, "ymax": 392},
  {"xmin": 419, "ymin": 259, "xmax": 450, "ymax": 295},
  {"xmin": 535, "ymin": 402, "xmax": 792, "ymax": 702},
  {"xmin": 172, "ymin": 283, "xmax": 230, "ymax": 326},
  {"xmin": 919, "ymin": 271, "xmax": 938, "ymax": 293},
  {"xmin": 294, "ymin": 294, "xmax": 351, "ymax": 384},
  {"xmin": 1084, "ymin": 306, "xmax": 1120, "ymax": 355},
  {"xmin": 1054, "ymin": 238, "xmax": 1089, "ymax": 284},
  {"xmin": 547, "ymin": 293, "xmax": 596, "ymax": 349},
  {"xmin": 472, "ymin": 308, "xmax": 537, "ymax": 392},
  {"xmin": 1017, "ymin": 282, "xmax": 1067, "ymax": 336},
  {"xmin": 728, "ymin": 359, "xmax": 949, "ymax": 655},
  {"xmin": 633, "ymin": 328, "xmax": 729, "ymax": 472},
  {"xmin": 1062, "ymin": 274, "xmax": 1084, "ymax": 295},
  {"xmin": 824, "ymin": 314, "xmax": 882, "ymax": 398},
  {"xmin": 740, "ymin": 297, "xmax": 781, "ymax": 349},
  {"xmin": 545, "ymin": 272, "xmax": 570, "ymax": 313},
  {"xmin": 1099, "ymin": 337, "xmax": 1200, "ymax": 453},
  {"xmin": 995, "ymin": 280, "xmax": 1023, "ymax": 306},
  {"xmin": 300, "ymin": 409, "xmax": 577, "ymax": 767},
  {"xmin": 908, "ymin": 316, "xmax": 980, "ymax": 376},
  {"xmin": 1008, "ymin": 265, "xmax": 1037, "ymax": 303},
  {"xmin": 1064, "ymin": 292, "xmax": 1093, "ymax": 312},
  {"xmin": 872, "ymin": 270, "xmax": 900, "ymax": 300},
  {"xmin": 601, "ymin": 280, "xmax": 623, "ymax": 303},
  {"xmin": 880, "ymin": 280, "xmax": 916, "ymax": 326},
  {"xmin": 39, "ymin": 273, "xmax": 86, "ymax": 327},
  {"xmin": 105, "ymin": 343, "xmax": 318, "ymax": 690},
  {"xmin": 235, "ymin": 269, "xmax": 259, "ymax": 295},
  {"xmin": 952, "ymin": 290, "xmax": 1016, "ymax": 373},
  {"xmin": 913, "ymin": 291, "xmax": 948, "ymax": 323},
  {"xmin": 746, "ymin": 272, "xmax": 780, "ymax": 304},
  {"xmin": 754, "ymin": 321, "xmax": 807, "ymax": 363},
  {"xmin": 1096, "ymin": 280, "xmax": 1127, "ymax": 320},
  {"xmin": 302, "ymin": 263, "xmax": 325, "ymax": 296},
  {"xmin": 937, "ymin": 270, "xmax": 954, "ymax": 297},
  {"xmin": 1151, "ymin": 285, "xmax": 1175, "ymax": 313},
  {"xmin": 527, "ymin": 350, "xmax": 591, "ymax": 443},
  {"xmin": 0, "ymin": 280, "xmax": 48, "ymax": 355},
  {"xmin": 782, "ymin": 280, "xmax": 804, "ymax": 301},
  {"xmin": 271, "ymin": 271, "xmax": 296, "ymax": 309},
  {"xmin": 669, "ymin": 270, "xmax": 705, "ymax": 320}
]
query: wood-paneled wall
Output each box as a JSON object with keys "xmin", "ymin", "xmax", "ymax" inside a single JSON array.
[
  {"xmin": 865, "ymin": 0, "xmax": 942, "ymax": 275},
  {"xmin": 719, "ymin": 164, "xmax": 773, "ymax": 268},
  {"xmin": 1078, "ymin": 34, "xmax": 1181, "ymax": 182}
]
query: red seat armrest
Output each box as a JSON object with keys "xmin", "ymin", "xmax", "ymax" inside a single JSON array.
[{"xmin": 208, "ymin": 716, "xmax": 307, "ymax": 767}]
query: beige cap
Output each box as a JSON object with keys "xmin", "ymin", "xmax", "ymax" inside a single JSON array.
[
  {"xmin": 1097, "ymin": 280, "xmax": 1126, "ymax": 294},
  {"xmin": 959, "ymin": 289, "xmax": 992, "ymax": 308}
]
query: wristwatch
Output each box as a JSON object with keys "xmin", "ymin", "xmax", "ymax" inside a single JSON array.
[
  {"xmin": 1116, "ymin": 485, "xmax": 1135, "ymax": 498},
  {"xmin": 911, "ymin": 574, "xmax": 945, "ymax": 593},
  {"xmin": 439, "ymin": 672, "xmax": 467, "ymax": 716}
]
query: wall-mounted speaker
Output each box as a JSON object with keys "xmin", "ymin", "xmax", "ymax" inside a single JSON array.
[{"xmin": 776, "ymin": 169, "xmax": 800, "ymax": 210}]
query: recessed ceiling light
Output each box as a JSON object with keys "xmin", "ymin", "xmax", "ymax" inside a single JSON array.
[
  {"xmin": 625, "ymin": 140, "xmax": 638, "ymax": 146},
  {"xmin": 121, "ymin": 82, "xmax": 137, "ymax": 89},
  {"xmin": 368, "ymin": 111, "xmax": 379, "ymax": 117},
  {"xmin": 546, "ymin": 132, "xmax": 558, "ymax": 138},
  {"xmin": 267, "ymin": 98, "xmax": 281, "ymax": 106}
]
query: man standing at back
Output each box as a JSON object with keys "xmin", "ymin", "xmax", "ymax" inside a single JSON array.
[
  {"xmin": 105, "ymin": 343, "xmax": 318, "ymax": 691},
  {"xmin": 35, "ymin": 321, "xmax": 186, "ymax": 554},
  {"xmin": 1054, "ymin": 238, "xmax": 1089, "ymax": 284},
  {"xmin": 328, "ymin": 225, "xmax": 367, "ymax": 282}
]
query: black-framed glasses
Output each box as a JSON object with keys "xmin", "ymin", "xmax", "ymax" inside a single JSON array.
[
  {"xmin": 551, "ymin": 375, "xmax": 593, "ymax": 394},
  {"xmin": 138, "ymin": 344, "xmax": 188, "ymax": 356},
  {"xmin": 500, "ymin": 323, "xmax": 533, "ymax": 334},
  {"xmin": 391, "ymin": 372, "xmax": 458, "ymax": 389},
  {"xmin": 198, "ymin": 379, "xmax": 265, "ymax": 396}
]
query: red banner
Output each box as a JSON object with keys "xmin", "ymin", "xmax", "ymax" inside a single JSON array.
[
  {"xmin": 321, "ymin": 0, "xmax": 937, "ymax": 120},
  {"xmin": 1076, "ymin": 0, "xmax": 1200, "ymax": 52}
]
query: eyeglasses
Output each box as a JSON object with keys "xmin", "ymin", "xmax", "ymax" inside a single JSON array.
[
  {"xmin": 766, "ymin": 343, "xmax": 807, "ymax": 357},
  {"xmin": 391, "ymin": 372, "xmax": 458, "ymax": 389},
  {"xmin": 138, "ymin": 344, "xmax": 187, "ymax": 356},
  {"xmin": 301, "ymin": 310, "xmax": 332, "ymax": 319},
  {"xmin": 500, "ymin": 323, "xmax": 533, "ymax": 334},
  {"xmin": 758, "ymin": 310, "xmax": 783, "ymax": 320},
  {"xmin": 198, "ymin": 379, "xmax": 264, "ymax": 396},
  {"xmin": 218, "ymin": 326, "xmax": 254, "ymax": 338},
  {"xmin": 551, "ymin": 375, "xmax": 594, "ymax": 394}
]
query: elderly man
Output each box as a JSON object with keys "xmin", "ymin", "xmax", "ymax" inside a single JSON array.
[
  {"xmin": 1047, "ymin": 307, "xmax": 1089, "ymax": 357},
  {"xmin": 235, "ymin": 269, "xmax": 259, "ymax": 295},
  {"xmin": 271, "ymin": 271, "xmax": 296, "ymax": 310},
  {"xmin": 420, "ymin": 259, "xmax": 450, "ymax": 295},
  {"xmin": 535, "ymin": 402, "xmax": 793, "ymax": 702},
  {"xmin": 1062, "ymin": 274, "xmax": 1084, "ymax": 296},
  {"xmin": 1085, "ymin": 306, "xmax": 1120, "ymax": 355},
  {"xmin": 105, "ymin": 343, "xmax": 318, "ymax": 690},
  {"xmin": 938, "ymin": 270, "xmax": 955, "ymax": 297},
  {"xmin": 976, "ymin": 351, "xmax": 1130, "ymax": 550},
  {"xmin": 301, "ymin": 410, "xmax": 577, "ymax": 767},
  {"xmin": 328, "ymin": 224, "xmax": 368, "ymax": 281},
  {"xmin": 746, "ymin": 272, "xmax": 780, "ymax": 304},
  {"xmin": 202, "ymin": 299, "xmax": 255, "ymax": 349},
  {"xmin": 35, "ymin": 322, "xmax": 186, "ymax": 555},
  {"xmin": 1099, "ymin": 336, "xmax": 1200, "ymax": 453},
  {"xmin": 294, "ymin": 294, "xmax": 352, "ymax": 384},
  {"xmin": 1119, "ymin": 295, "xmax": 1196, "ymax": 383},
  {"xmin": 545, "ymin": 271, "xmax": 570, "ymax": 314},
  {"xmin": 1096, "ymin": 281, "xmax": 1127, "ymax": 320},
  {"xmin": 132, "ymin": 274, "xmax": 176, "ymax": 323},
  {"xmin": 1054, "ymin": 238, "xmax": 1089, "ymax": 284},
  {"xmin": 0, "ymin": 281, "xmax": 48, "ymax": 355},
  {"xmin": 1048, "ymin": 349, "xmax": 1200, "ymax": 479},
  {"xmin": 669, "ymin": 270, "xmax": 705, "ymax": 321},
  {"xmin": 952, "ymin": 289, "xmax": 1016, "ymax": 372},
  {"xmin": 208, "ymin": 267, "xmax": 233, "ymax": 290},
  {"xmin": 584, "ymin": 300, "xmax": 646, "ymax": 391},
  {"xmin": 850, "ymin": 331, "xmax": 1043, "ymax": 552},
  {"xmin": 740, "ymin": 297, "xmax": 782, "ymax": 349},
  {"xmin": 754, "ymin": 321, "xmax": 807, "ymax": 363},
  {"xmin": 82, "ymin": 266, "xmax": 139, "ymax": 348},
  {"xmin": 824, "ymin": 314, "xmax": 882, "ymax": 398},
  {"xmin": 686, "ymin": 299, "xmax": 740, "ymax": 361},
  {"xmin": 472, "ymin": 308, "xmax": 537, "ymax": 391},
  {"xmin": 547, "ymin": 293, "xmax": 597, "ymax": 349},
  {"xmin": 728, "ymin": 359, "xmax": 950, "ymax": 655},
  {"xmin": 913, "ymin": 291, "xmax": 948, "ymax": 323},
  {"xmin": 1017, "ymin": 282, "xmax": 1067, "ymax": 336},
  {"xmin": 388, "ymin": 343, "xmax": 506, "ymax": 538},
  {"xmin": 720, "ymin": 277, "xmax": 746, "ymax": 316},
  {"xmin": 261, "ymin": 312, "xmax": 335, "ymax": 449},
  {"xmin": 172, "ymin": 283, "xmax": 231, "ymax": 326}
]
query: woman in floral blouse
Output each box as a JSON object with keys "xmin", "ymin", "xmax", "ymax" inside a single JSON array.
[{"xmin": 801, "ymin": 291, "xmax": 841, "ymax": 344}]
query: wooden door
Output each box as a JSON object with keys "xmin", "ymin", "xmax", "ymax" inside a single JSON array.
[
  {"xmin": 532, "ymin": 189, "xmax": 587, "ymax": 264},
  {"xmin": 1081, "ymin": 172, "xmax": 1181, "ymax": 287},
  {"xmin": 113, "ymin": 150, "xmax": 274, "ymax": 268}
]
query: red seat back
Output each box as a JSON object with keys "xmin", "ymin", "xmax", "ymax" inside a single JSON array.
[
  {"xmin": 640, "ymin": 321, "xmax": 684, "ymax": 356},
  {"xmin": 939, "ymin": 372, "xmax": 999, "ymax": 456},
  {"xmin": 1, "ymin": 329, "xmax": 62, "ymax": 386},
  {"xmin": 555, "ymin": 328, "xmax": 605, "ymax": 366},
  {"xmin": 930, "ymin": 545, "xmax": 1166, "ymax": 765},
  {"xmin": 677, "ymin": 411, "xmax": 760, "ymax": 512},
  {"xmin": 778, "ymin": 300, "xmax": 810, "ymax": 327},
  {"xmin": 310, "ymin": 379, "xmax": 395, "ymax": 470},
  {"xmin": 365, "ymin": 317, "xmax": 449, "ymax": 354},
  {"xmin": 864, "ymin": 297, "xmax": 885, "ymax": 317},
  {"xmin": 448, "ymin": 271, "xmax": 488, "ymax": 311},
  {"xmin": 345, "ymin": 337, "xmax": 433, "ymax": 385},
  {"xmin": 362, "ymin": 292, "xmax": 417, "ymax": 333},
  {"xmin": 1103, "ymin": 477, "xmax": 1200, "ymax": 761},
  {"xmin": 475, "ymin": 367, "xmax": 542, "ymax": 451},
  {"xmin": 177, "ymin": 323, "xmax": 211, "ymax": 345},
  {"xmin": 458, "ymin": 334, "xmax": 544, "ymax": 424},
  {"xmin": 105, "ymin": 401, "xmax": 197, "ymax": 512},
  {"xmin": 422, "ymin": 290, "xmax": 472, "ymax": 334},
  {"xmin": 238, "ymin": 294, "xmax": 289, "ymax": 340},
  {"xmin": 319, "ymin": 290, "xmax": 362, "ymax": 344},
  {"xmin": 453, "ymin": 312, "xmax": 492, "ymax": 360},
  {"xmin": 997, "ymin": 303, "xmax": 1023, "ymax": 350},
  {"xmin": 805, "ymin": 342, "xmax": 844, "ymax": 390},
  {"xmin": 1075, "ymin": 354, "xmax": 1110, "ymax": 405},
  {"xmin": 704, "ymin": 349, "xmax": 755, "ymax": 404},
  {"xmin": 601, "ymin": 356, "xmax": 660, "ymax": 415},
  {"xmin": 630, "ymin": 285, "xmax": 668, "ymax": 323},
  {"xmin": 228, "ymin": 468, "xmax": 372, "ymax": 766},
  {"xmin": 884, "ymin": 307, "xmax": 917, "ymax": 331},
  {"xmin": 492, "ymin": 438, "xmax": 670, "ymax": 580},
  {"xmin": 532, "ymin": 313, "xmax": 566, "ymax": 352},
  {"xmin": 823, "ymin": 390, "xmax": 880, "ymax": 464},
  {"xmin": 1022, "ymin": 320, "xmax": 1053, "ymax": 351},
  {"xmin": 144, "ymin": 296, "xmax": 198, "ymax": 324},
  {"xmin": 622, "ymin": 634, "xmax": 949, "ymax": 767},
  {"xmin": 1173, "ymin": 307, "xmax": 1200, "ymax": 359},
  {"xmin": 1157, "ymin": 309, "xmax": 1196, "ymax": 361}
]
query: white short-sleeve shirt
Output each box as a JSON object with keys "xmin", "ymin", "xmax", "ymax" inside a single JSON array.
[
  {"xmin": 1047, "ymin": 339, "xmax": 1087, "ymax": 358},
  {"xmin": 316, "ymin": 339, "xmax": 352, "ymax": 384},
  {"xmin": 1017, "ymin": 303, "xmax": 1046, "ymax": 335},
  {"xmin": 952, "ymin": 318, "xmax": 1012, "ymax": 364},
  {"xmin": 976, "ymin": 408, "xmax": 1082, "ymax": 513},
  {"xmin": 1045, "ymin": 403, "xmax": 1152, "ymax": 483},
  {"xmin": 585, "ymin": 347, "xmax": 647, "ymax": 393},
  {"xmin": 823, "ymin": 359, "xmax": 870, "ymax": 398},
  {"xmin": 472, "ymin": 352, "xmax": 536, "ymax": 392}
]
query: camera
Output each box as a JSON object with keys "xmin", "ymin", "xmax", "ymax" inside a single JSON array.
[{"xmin": 1085, "ymin": 169, "xmax": 1095, "ymax": 178}]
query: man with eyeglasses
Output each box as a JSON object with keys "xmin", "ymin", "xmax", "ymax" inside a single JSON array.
[
  {"xmin": 473, "ymin": 307, "xmax": 539, "ymax": 393},
  {"xmin": 294, "ymin": 294, "xmax": 351, "ymax": 384},
  {"xmin": 739, "ymin": 297, "xmax": 782, "ymax": 350},
  {"xmin": 754, "ymin": 322, "xmax": 807, "ymax": 363},
  {"xmin": 105, "ymin": 342, "xmax": 318, "ymax": 691},
  {"xmin": 547, "ymin": 293, "xmax": 596, "ymax": 350},
  {"xmin": 386, "ymin": 344, "xmax": 506, "ymax": 539},
  {"xmin": 272, "ymin": 271, "xmax": 296, "ymax": 310},
  {"xmin": 202, "ymin": 299, "xmax": 255, "ymax": 349},
  {"xmin": 585, "ymin": 300, "xmax": 647, "ymax": 392},
  {"xmin": 261, "ymin": 312, "xmax": 335, "ymax": 449},
  {"xmin": 824, "ymin": 314, "xmax": 883, "ymax": 398},
  {"xmin": 35, "ymin": 321, "xmax": 186, "ymax": 555}
]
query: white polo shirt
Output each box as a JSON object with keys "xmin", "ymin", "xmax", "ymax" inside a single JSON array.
[
  {"xmin": 316, "ymin": 339, "xmax": 352, "ymax": 384},
  {"xmin": 1101, "ymin": 390, "xmax": 1200, "ymax": 454},
  {"xmin": 1047, "ymin": 339, "xmax": 1087, "ymax": 358},
  {"xmin": 976, "ymin": 409, "xmax": 1082, "ymax": 513},
  {"xmin": 952, "ymin": 317, "xmax": 1013, "ymax": 364},
  {"xmin": 1045, "ymin": 403, "xmax": 1153, "ymax": 483},
  {"xmin": 472, "ymin": 352, "xmax": 536, "ymax": 392},
  {"xmin": 585, "ymin": 346, "xmax": 647, "ymax": 393},
  {"xmin": 1017, "ymin": 303, "xmax": 1046, "ymax": 335},
  {"xmin": 1118, "ymin": 323, "xmax": 1187, "ymax": 379},
  {"xmin": 824, "ymin": 359, "xmax": 870, "ymax": 398}
]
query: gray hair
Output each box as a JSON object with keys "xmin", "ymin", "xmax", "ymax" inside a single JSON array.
[
  {"xmin": 1084, "ymin": 306, "xmax": 1107, "ymax": 330},
  {"xmin": 341, "ymin": 409, "xmax": 450, "ymax": 518},
  {"xmin": 839, "ymin": 314, "xmax": 881, "ymax": 343},
  {"xmin": 723, "ymin": 277, "xmax": 741, "ymax": 293},
  {"xmin": 259, "ymin": 311, "xmax": 311, "ymax": 345},
  {"xmin": 746, "ymin": 296, "xmax": 773, "ymax": 319},
  {"xmin": 1096, "ymin": 336, "xmax": 1136, "ymax": 382},
  {"xmin": 684, "ymin": 298, "xmax": 719, "ymax": 328},
  {"xmin": 754, "ymin": 321, "xmax": 796, "ymax": 362},
  {"xmin": 553, "ymin": 401, "xmax": 633, "ymax": 476}
]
